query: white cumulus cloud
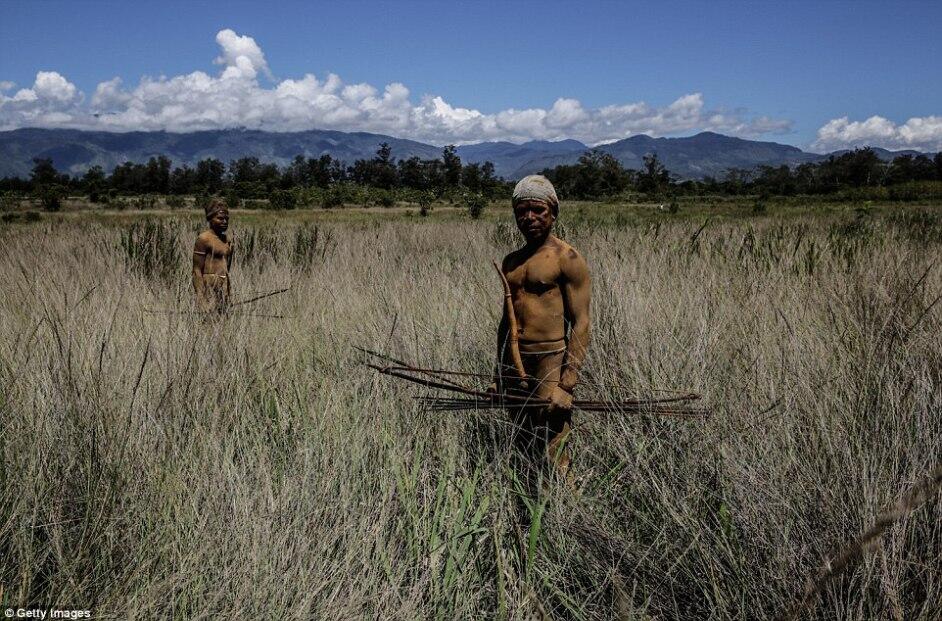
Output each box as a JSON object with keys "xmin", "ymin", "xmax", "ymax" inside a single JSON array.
[
  {"xmin": 214, "ymin": 28, "xmax": 272, "ymax": 80},
  {"xmin": 1, "ymin": 28, "xmax": 795, "ymax": 145},
  {"xmin": 0, "ymin": 71, "xmax": 83, "ymax": 127},
  {"xmin": 813, "ymin": 115, "xmax": 942, "ymax": 152}
]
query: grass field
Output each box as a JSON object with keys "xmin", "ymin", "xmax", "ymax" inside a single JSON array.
[{"xmin": 1, "ymin": 202, "xmax": 941, "ymax": 619}]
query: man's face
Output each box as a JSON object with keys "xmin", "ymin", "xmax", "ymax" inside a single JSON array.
[
  {"xmin": 513, "ymin": 199, "xmax": 555, "ymax": 242},
  {"xmin": 209, "ymin": 209, "xmax": 229, "ymax": 234}
]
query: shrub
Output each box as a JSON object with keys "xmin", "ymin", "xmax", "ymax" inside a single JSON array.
[
  {"xmin": 293, "ymin": 187, "xmax": 319, "ymax": 208},
  {"xmin": 88, "ymin": 187, "xmax": 108, "ymax": 204},
  {"xmin": 225, "ymin": 191, "xmax": 241, "ymax": 210},
  {"xmin": 417, "ymin": 190, "xmax": 434, "ymax": 217},
  {"xmin": 0, "ymin": 191, "xmax": 20, "ymax": 212},
  {"xmin": 165, "ymin": 195, "xmax": 186, "ymax": 209},
  {"xmin": 35, "ymin": 184, "xmax": 64, "ymax": 212},
  {"xmin": 269, "ymin": 189, "xmax": 297, "ymax": 210},
  {"xmin": 322, "ymin": 186, "xmax": 345, "ymax": 209},
  {"xmin": 464, "ymin": 192, "xmax": 487, "ymax": 219},
  {"xmin": 367, "ymin": 188, "xmax": 395, "ymax": 208}
]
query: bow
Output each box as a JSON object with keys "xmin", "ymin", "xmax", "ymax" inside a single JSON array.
[{"xmin": 493, "ymin": 259, "xmax": 528, "ymax": 389}]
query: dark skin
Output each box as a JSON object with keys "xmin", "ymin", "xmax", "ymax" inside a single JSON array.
[
  {"xmin": 492, "ymin": 198, "xmax": 591, "ymax": 474},
  {"xmin": 496, "ymin": 199, "xmax": 591, "ymax": 405},
  {"xmin": 192, "ymin": 207, "xmax": 234, "ymax": 312}
]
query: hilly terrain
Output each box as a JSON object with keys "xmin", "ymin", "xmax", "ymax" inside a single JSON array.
[
  {"xmin": 0, "ymin": 128, "xmax": 442, "ymax": 180},
  {"xmin": 0, "ymin": 127, "xmax": 929, "ymax": 181}
]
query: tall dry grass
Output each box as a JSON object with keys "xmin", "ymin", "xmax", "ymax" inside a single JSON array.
[{"xmin": 1, "ymin": 209, "xmax": 941, "ymax": 619}]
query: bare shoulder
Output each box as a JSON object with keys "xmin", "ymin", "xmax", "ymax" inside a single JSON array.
[
  {"xmin": 501, "ymin": 248, "xmax": 523, "ymax": 271},
  {"xmin": 555, "ymin": 237, "xmax": 589, "ymax": 280},
  {"xmin": 194, "ymin": 231, "xmax": 212, "ymax": 250},
  {"xmin": 552, "ymin": 235, "xmax": 586, "ymax": 263}
]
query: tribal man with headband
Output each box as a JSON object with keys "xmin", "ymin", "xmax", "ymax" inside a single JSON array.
[
  {"xmin": 192, "ymin": 198, "xmax": 234, "ymax": 313},
  {"xmin": 492, "ymin": 174, "xmax": 591, "ymax": 482}
]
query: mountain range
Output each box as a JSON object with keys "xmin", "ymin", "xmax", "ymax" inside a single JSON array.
[{"xmin": 0, "ymin": 127, "xmax": 930, "ymax": 181}]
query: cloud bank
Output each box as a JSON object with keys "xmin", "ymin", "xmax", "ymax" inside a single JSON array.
[
  {"xmin": 1, "ymin": 28, "xmax": 935, "ymax": 151},
  {"xmin": 812, "ymin": 115, "xmax": 942, "ymax": 153},
  {"xmin": 0, "ymin": 29, "xmax": 793, "ymax": 145}
]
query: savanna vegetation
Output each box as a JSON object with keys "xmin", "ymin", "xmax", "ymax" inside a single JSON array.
[
  {"xmin": 2, "ymin": 144, "xmax": 941, "ymax": 220},
  {"xmin": 541, "ymin": 148, "xmax": 942, "ymax": 202},
  {"xmin": 0, "ymin": 144, "xmax": 509, "ymax": 215},
  {"xmin": 1, "ymin": 204, "xmax": 941, "ymax": 619}
]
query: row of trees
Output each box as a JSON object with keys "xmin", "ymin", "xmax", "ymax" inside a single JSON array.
[
  {"xmin": 707, "ymin": 149, "xmax": 942, "ymax": 197},
  {"xmin": 541, "ymin": 148, "xmax": 942, "ymax": 199},
  {"xmin": 4, "ymin": 144, "xmax": 942, "ymax": 211},
  {"xmin": 539, "ymin": 151, "xmax": 673, "ymax": 198},
  {"xmin": 0, "ymin": 143, "xmax": 509, "ymax": 207}
]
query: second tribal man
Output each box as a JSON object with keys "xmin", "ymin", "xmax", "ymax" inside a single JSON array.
[
  {"xmin": 192, "ymin": 198, "xmax": 234, "ymax": 313},
  {"xmin": 493, "ymin": 174, "xmax": 591, "ymax": 481}
]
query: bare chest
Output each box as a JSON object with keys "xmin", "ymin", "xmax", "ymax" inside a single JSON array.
[
  {"xmin": 506, "ymin": 251, "xmax": 562, "ymax": 296},
  {"xmin": 202, "ymin": 236, "xmax": 232, "ymax": 274},
  {"xmin": 205, "ymin": 236, "xmax": 232, "ymax": 259}
]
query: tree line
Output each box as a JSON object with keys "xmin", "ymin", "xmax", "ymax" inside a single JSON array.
[
  {"xmin": 3, "ymin": 142, "xmax": 941, "ymax": 212},
  {"xmin": 0, "ymin": 143, "xmax": 511, "ymax": 212},
  {"xmin": 541, "ymin": 148, "xmax": 942, "ymax": 200}
]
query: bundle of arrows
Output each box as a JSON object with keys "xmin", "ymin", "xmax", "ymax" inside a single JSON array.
[{"xmin": 359, "ymin": 348, "xmax": 709, "ymax": 418}]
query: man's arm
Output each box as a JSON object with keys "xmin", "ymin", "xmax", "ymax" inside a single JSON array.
[
  {"xmin": 192, "ymin": 236, "xmax": 209, "ymax": 310},
  {"xmin": 558, "ymin": 248, "xmax": 591, "ymax": 395},
  {"xmin": 226, "ymin": 238, "xmax": 234, "ymax": 298}
]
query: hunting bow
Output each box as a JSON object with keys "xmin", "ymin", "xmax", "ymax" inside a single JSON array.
[{"xmin": 493, "ymin": 260, "xmax": 528, "ymax": 386}]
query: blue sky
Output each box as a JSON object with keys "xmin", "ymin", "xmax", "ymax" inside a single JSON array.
[{"xmin": 1, "ymin": 0, "xmax": 940, "ymax": 151}]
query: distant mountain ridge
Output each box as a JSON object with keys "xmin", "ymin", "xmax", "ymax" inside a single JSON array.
[
  {"xmin": 0, "ymin": 128, "xmax": 442, "ymax": 180},
  {"xmin": 596, "ymin": 132, "xmax": 819, "ymax": 179},
  {"xmin": 0, "ymin": 127, "xmax": 931, "ymax": 181}
]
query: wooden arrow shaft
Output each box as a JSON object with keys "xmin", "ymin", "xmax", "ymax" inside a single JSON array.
[{"xmin": 230, "ymin": 287, "xmax": 290, "ymax": 308}]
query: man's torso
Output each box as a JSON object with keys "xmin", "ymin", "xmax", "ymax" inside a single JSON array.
[
  {"xmin": 198, "ymin": 231, "xmax": 232, "ymax": 280},
  {"xmin": 503, "ymin": 236, "xmax": 574, "ymax": 343}
]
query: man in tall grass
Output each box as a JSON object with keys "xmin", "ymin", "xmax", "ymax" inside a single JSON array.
[
  {"xmin": 494, "ymin": 175, "xmax": 591, "ymax": 482},
  {"xmin": 192, "ymin": 198, "xmax": 234, "ymax": 313}
]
